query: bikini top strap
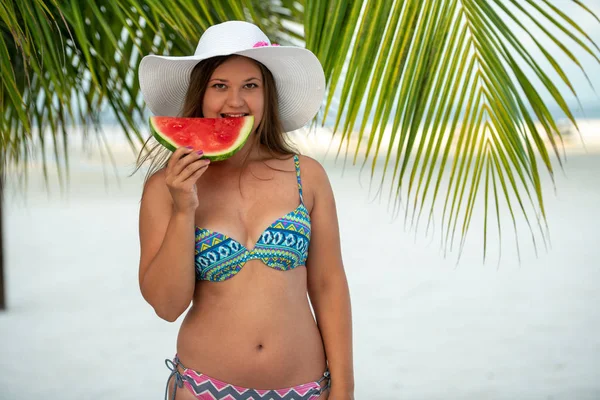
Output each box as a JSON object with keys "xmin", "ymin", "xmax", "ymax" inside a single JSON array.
[{"xmin": 293, "ymin": 154, "xmax": 304, "ymax": 203}]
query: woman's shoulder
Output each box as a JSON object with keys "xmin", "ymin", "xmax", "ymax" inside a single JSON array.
[
  {"xmin": 297, "ymin": 154, "xmax": 329, "ymax": 184},
  {"xmin": 296, "ymin": 154, "xmax": 333, "ymax": 209},
  {"xmin": 141, "ymin": 167, "xmax": 170, "ymax": 202},
  {"xmin": 143, "ymin": 167, "xmax": 167, "ymax": 188}
]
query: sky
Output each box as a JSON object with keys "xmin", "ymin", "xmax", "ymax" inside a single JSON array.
[{"xmin": 508, "ymin": 1, "xmax": 600, "ymax": 110}]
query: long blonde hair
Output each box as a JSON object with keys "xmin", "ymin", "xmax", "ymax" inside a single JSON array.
[{"xmin": 134, "ymin": 55, "xmax": 298, "ymax": 181}]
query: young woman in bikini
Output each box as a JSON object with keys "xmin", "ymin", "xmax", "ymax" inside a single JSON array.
[{"xmin": 137, "ymin": 21, "xmax": 354, "ymax": 400}]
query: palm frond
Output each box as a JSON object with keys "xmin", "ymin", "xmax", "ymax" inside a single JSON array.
[
  {"xmin": 3, "ymin": 0, "xmax": 600, "ymax": 259},
  {"xmin": 304, "ymin": 0, "xmax": 600, "ymax": 260},
  {"xmin": 1, "ymin": 0, "xmax": 299, "ymax": 186}
]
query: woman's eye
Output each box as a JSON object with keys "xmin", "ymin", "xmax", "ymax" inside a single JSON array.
[
  {"xmin": 245, "ymin": 83, "xmax": 259, "ymax": 89},
  {"xmin": 213, "ymin": 83, "xmax": 226, "ymax": 89}
]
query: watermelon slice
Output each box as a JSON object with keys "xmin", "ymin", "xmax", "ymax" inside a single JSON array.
[{"xmin": 150, "ymin": 116, "xmax": 255, "ymax": 161}]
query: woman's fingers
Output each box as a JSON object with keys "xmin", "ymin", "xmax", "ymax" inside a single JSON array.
[
  {"xmin": 174, "ymin": 158, "xmax": 210, "ymax": 183},
  {"xmin": 171, "ymin": 150, "xmax": 204, "ymax": 177},
  {"xmin": 166, "ymin": 146, "xmax": 194, "ymax": 176},
  {"xmin": 163, "ymin": 147, "xmax": 206, "ymax": 212},
  {"xmin": 185, "ymin": 160, "xmax": 211, "ymax": 183}
]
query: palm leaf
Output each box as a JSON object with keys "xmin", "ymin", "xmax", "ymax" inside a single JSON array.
[
  {"xmin": 1, "ymin": 0, "xmax": 298, "ymax": 187},
  {"xmin": 2, "ymin": 0, "xmax": 599, "ymax": 259},
  {"xmin": 304, "ymin": 0, "xmax": 599, "ymax": 260}
]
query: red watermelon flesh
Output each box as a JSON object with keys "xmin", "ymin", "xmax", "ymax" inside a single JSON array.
[{"xmin": 150, "ymin": 116, "xmax": 254, "ymax": 161}]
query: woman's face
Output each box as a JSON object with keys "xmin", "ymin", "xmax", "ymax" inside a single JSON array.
[{"xmin": 202, "ymin": 56, "xmax": 264, "ymax": 133}]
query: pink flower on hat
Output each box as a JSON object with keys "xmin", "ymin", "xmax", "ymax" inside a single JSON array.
[{"xmin": 253, "ymin": 41, "xmax": 280, "ymax": 48}]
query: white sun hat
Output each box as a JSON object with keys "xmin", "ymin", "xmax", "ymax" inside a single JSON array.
[{"xmin": 138, "ymin": 20, "xmax": 325, "ymax": 132}]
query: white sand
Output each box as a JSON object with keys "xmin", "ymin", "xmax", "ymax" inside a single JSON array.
[{"xmin": 1, "ymin": 127, "xmax": 600, "ymax": 399}]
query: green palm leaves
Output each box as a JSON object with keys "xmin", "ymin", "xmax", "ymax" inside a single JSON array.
[
  {"xmin": 2, "ymin": 0, "xmax": 598, "ymax": 258},
  {"xmin": 306, "ymin": 0, "xmax": 599, "ymax": 259},
  {"xmin": 0, "ymin": 0, "xmax": 289, "ymax": 184}
]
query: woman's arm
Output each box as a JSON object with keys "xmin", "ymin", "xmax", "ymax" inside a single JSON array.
[
  {"xmin": 303, "ymin": 157, "xmax": 354, "ymax": 398},
  {"xmin": 138, "ymin": 147, "xmax": 210, "ymax": 322}
]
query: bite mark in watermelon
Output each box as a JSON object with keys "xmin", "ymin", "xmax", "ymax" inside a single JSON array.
[{"xmin": 150, "ymin": 116, "xmax": 255, "ymax": 161}]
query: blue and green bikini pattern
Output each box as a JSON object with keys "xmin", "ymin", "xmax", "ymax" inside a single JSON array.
[{"xmin": 194, "ymin": 155, "xmax": 311, "ymax": 282}]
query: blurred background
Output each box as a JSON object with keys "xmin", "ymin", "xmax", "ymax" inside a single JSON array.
[{"xmin": 1, "ymin": 1, "xmax": 600, "ymax": 399}]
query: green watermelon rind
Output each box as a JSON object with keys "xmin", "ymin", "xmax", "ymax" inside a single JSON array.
[{"xmin": 149, "ymin": 116, "xmax": 255, "ymax": 162}]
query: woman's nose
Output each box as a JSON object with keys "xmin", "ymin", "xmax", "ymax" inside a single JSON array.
[{"xmin": 226, "ymin": 89, "xmax": 244, "ymax": 107}]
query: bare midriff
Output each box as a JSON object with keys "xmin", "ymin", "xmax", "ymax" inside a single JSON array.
[{"xmin": 176, "ymin": 259, "xmax": 327, "ymax": 389}]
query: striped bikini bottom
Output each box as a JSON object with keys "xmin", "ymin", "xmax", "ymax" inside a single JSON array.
[{"xmin": 165, "ymin": 355, "xmax": 331, "ymax": 400}]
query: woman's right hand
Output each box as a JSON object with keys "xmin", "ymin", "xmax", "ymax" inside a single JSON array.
[{"xmin": 165, "ymin": 146, "xmax": 210, "ymax": 214}]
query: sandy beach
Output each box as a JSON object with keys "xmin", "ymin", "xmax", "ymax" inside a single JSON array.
[{"xmin": 2, "ymin": 125, "xmax": 600, "ymax": 399}]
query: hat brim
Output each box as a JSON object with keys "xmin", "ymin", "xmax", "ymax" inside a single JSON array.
[{"xmin": 138, "ymin": 46, "xmax": 325, "ymax": 132}]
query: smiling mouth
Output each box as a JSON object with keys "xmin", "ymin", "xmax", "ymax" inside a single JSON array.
[{"xmin": 220, "ymin": 113, "xmax": 250, "ymax": 118}]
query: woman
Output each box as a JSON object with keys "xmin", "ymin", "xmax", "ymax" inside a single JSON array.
[{"xmin": 137, "ymin": 21, "xmax": 354, "ymax": 400}]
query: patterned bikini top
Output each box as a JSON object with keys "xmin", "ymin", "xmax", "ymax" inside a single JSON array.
[{"xmin": 194, "ymin": 155, "xmax": 311, "ymax": 282}]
